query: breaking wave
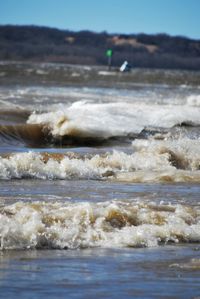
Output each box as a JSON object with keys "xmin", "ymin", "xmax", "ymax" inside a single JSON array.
[
  {"xmin": 0, "ymin": 138, "xmax": 200, "ymax": 182},
  {"xmin": 1, "ymin": 100, "xmax": 200, "ymax": 147},
  {"xmin": 0, "ymin": 200, "xmax": 199, "ymax": 250},
  {"xmin": 27, "ymin": 101, "xmax": 200, "ymax": 139}
]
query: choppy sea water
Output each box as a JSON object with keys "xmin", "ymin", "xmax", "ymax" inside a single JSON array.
[{"xmin": 0, "ymin": 62, "xmax": 200, "ymax": 298}]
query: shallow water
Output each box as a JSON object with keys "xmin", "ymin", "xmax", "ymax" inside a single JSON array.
[
  {"xmin": 1, "ymin": 246, "xmax": 200, "ymax": 299},
  {"xmin": 0, "ymin": 62, "xmax": 200, "ymax": 298}
]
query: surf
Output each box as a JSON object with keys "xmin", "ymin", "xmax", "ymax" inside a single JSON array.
[{"xmin": 0, "ymin": 200, "xmax": 199, "ymax": 250}]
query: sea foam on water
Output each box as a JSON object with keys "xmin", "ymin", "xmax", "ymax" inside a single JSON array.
[
  {"xmin": 0, "ymin": 136, "xmax": 200, "ymax": 182},
  {"xmin": 0, "ymin": 200, "xmax": 200, "ymax": 250}
]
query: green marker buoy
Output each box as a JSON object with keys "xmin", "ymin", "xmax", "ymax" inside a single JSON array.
[{"xmin": 106, "ymin": 49, "xmax": 113, "ymax": 70}]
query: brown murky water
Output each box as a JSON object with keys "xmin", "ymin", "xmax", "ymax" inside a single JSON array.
[{"xmin": 0, "ymin": 62, "xmax": 200, "ymax": 298}]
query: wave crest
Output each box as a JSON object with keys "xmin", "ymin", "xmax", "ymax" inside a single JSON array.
[
  {"xmin": 27, "ymin": 101, "xmax": 200, "ymax": 139},
  {"xmin": 0, "ymin": 137, "xmax": 200, "ymax": 182}
]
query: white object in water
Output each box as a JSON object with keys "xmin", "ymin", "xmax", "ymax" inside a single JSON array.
[{"xmin": 120, "ymin": 61, "xmax": 130, "ymax": 72}]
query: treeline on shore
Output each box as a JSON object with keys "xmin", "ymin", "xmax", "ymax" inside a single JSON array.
[{"xmin": 0, "ymin": 25, "xmax": 200, "ymax": 70}]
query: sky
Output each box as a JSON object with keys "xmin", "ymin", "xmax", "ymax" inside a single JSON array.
[{"xmin": 0, "ymin": 0, "xmax": 200, "ymax": 40}]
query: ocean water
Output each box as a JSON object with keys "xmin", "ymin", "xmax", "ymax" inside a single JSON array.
[{"xmin": 0, "ymin": 62, "xmax": 200, "ymax": 298}]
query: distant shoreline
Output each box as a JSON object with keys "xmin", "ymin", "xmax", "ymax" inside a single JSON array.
[{"xmin": 0, "ymin": 25, "xmax": 200, "ymax": 71}]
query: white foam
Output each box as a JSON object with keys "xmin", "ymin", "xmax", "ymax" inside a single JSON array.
[
  {"xmin": 186, "ymin": 94, "xmax": 200, "ymax": 106},
  {"xmin": 0, "ymin": 138, "xmax": 199, "ymax": 182},
  {"xmin": 115, "ymin": 169, "xmax": 200, "ymax": 183},
  {"xmin": 0, "ymin": 152, "xmax": 100, "ymax": 180},
  {"xmin": 98, "ymin": 71, "xmax": 117, "ymax": 76},
  {"xmin": 132, "ymin": 138, "xmax": 200, "ymax": 170},
  {"xmin": 28, "ymin": 101, "xmax": 200, "ymax": 138},
  {"xmin": 36, "ymin": 69, "xmax": 49, "ymax": 75},
  {"xmin": 0, "ymin": 201, "xmax": 199, "ymax": 250}
]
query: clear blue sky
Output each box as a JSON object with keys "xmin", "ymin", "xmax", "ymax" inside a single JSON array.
[{"xmin": 0, "ymin": 0, "xmax": 200, "ymax": 39}]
